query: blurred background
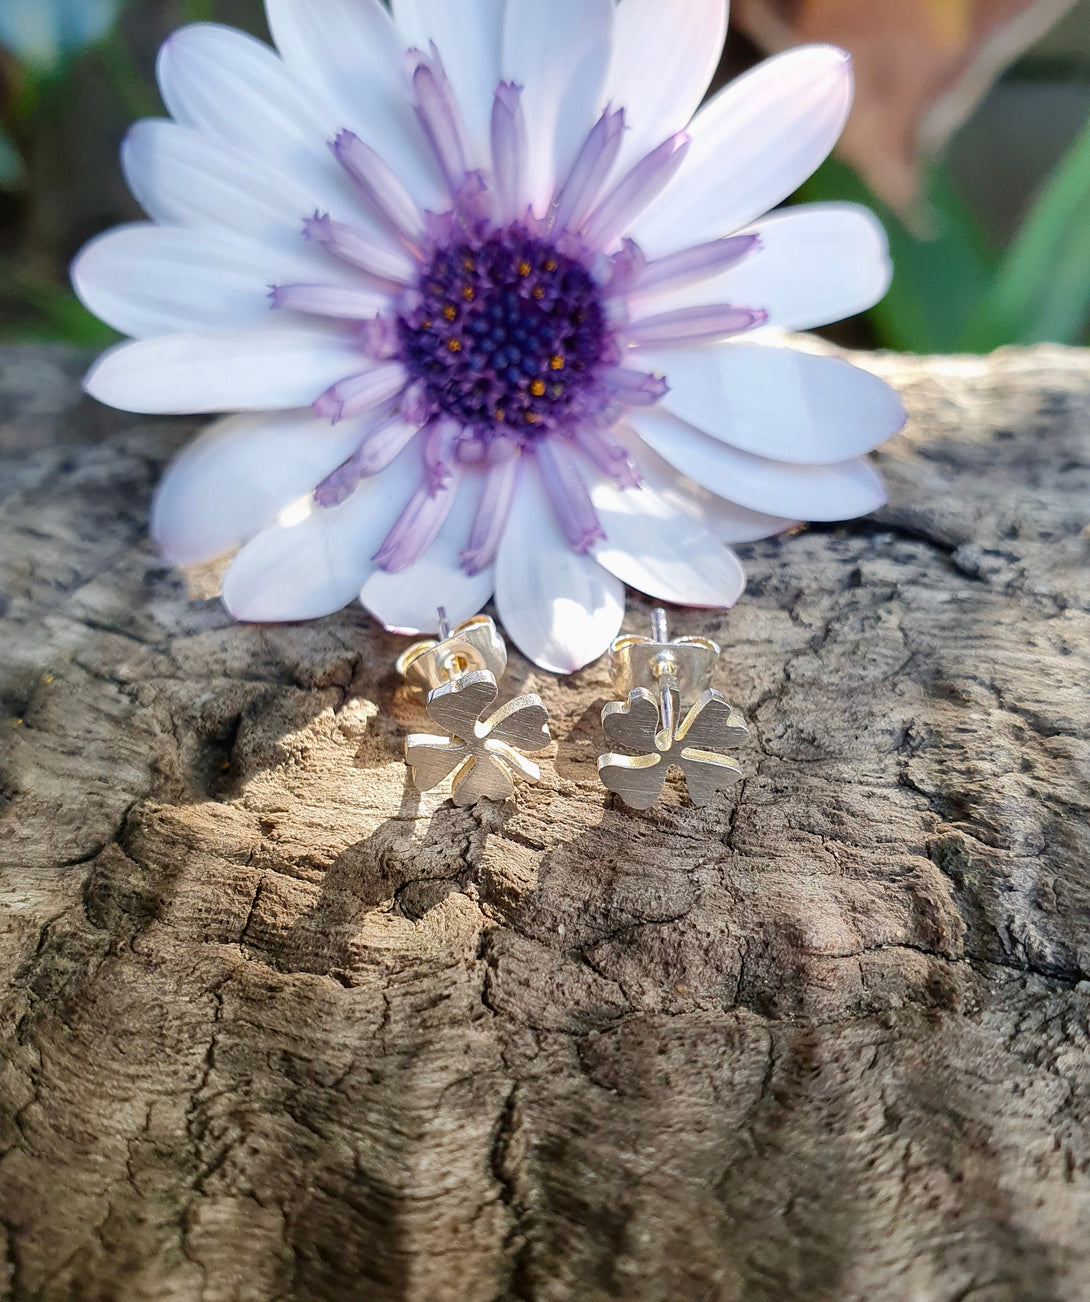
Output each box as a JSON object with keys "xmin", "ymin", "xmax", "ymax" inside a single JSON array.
[{"xmin": 0, "ymin": 0, "xmax": 1088, "ymax": 353}]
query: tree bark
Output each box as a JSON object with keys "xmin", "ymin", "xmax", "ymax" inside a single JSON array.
[{"xmin": 1, "ymin": 343, "xmax": 1089, "ymax": 1302}]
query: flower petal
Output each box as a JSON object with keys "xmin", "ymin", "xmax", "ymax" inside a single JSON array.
[
  {"xmin": 265, "ymin": 0, "xmax": 443, "ymax": 209},
  {"xmin": 122, "ymin": 119, "xmax": 352, "ymax": 264},
  {"xmin": 630, "ymin": 45, "xmax": 854, "ymax": 258},
  {"xmin": 391, "ymin": 0, "xmax": 505, "ymax": 170},
  {"xmin": 158, "ymin": 22, "xmax": 409, "ymax": 249},
  {"xmin": 72, "ymin": 223, "xmax": 313, "ymax": 338},
  {"xmin": 626, "ymin": 407, "xmax": 889, "ymax": 521},
  {"xmin": 604, "ymin": 0, "xmax": 729, "ymax": 172},
  {"xmin": 159, "ymin": 23, "xmax": 325, "ymax": 164},
  {"xmin": 361, "ymin": 471, "xmax": 495, "ymax": 635},
  {"xmin": 688, "ymin": 495, "xmax": 798, "ymax": 545},
  {"xmin": 640, "ymin": 342, "xmax": 906, "ymax": 464},
  {"xmin": 622, "ymin": 432, "xmax": 798, "ymax": 542},
  {"xmin": 151, "ymin": 409, "xmax": 368, "ymax": 565},
  {"xmin": 495, "ymin": 460, "xmax": 624, "ymax": 674},
  {"xmin": 270, "ymin": 282, "xmax": 390, "ymax": 322},
  {"xmin": 84, "ymin": 325, "xmax": 365, "ymax": 415},
  {"xmin": 221, "ymin": 443, "xmax": 421, "ymax": 622},
  {"xmin": 502, "ymin": 0, "xmax": 614, "ymax": 210},
  {"xmin": 632, "ymin": 203, "xmax": 892, "ymax": 333},
  {"xmin": 590, "ymin": 478, "xmax": 746, "ymax": 607}
]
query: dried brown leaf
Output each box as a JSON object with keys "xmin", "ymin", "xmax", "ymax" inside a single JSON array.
[{"xmin": 733, "ymin": 0, "xmax": 1080, "ymax": 210}]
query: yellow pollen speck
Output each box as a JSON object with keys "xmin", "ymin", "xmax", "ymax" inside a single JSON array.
[
  {"xmin": 518, "ymin": 260, "xmax": 532, "ymax": 277},
  {"xmin": 448, "ymin": 338, "xmax": 462, "ymax": 352},
  {"xmin": 551, "ymin": 384, "xmax": 564, "ymax": 398},
  {"xmin": 550, "ymin": 355, "xmax": 565, "ymax": 371},
  {"xmin": 463, "ymin": 257, "xmax": 475, "ymax": 272},
  {"xmin": 494, "ymin": 408, "xmax": 505, "ymax": 421},
  {"xmin": 421, "ymin": 318, "xmax": 433, "ymax": 329},
  {"xmin": 532, "ymin": 287, "xmax": 545, "ymax": 300},
  {"xmin": 462, "ymin": 286, "xmax": 475, "ymax": 302},
  {"xmin": 544, "ymin": 259, "xmax": 557, "ymax": 272},
  {"xmin": 525, "ymin": 412, "xmax": 541, "ymax": 425},
  {"xmin": 530, "ymin": 379, "xmax": 546, "ymax": 397},
  {"xmin": 443, "ymin": 305, "xmax": 458, "ymax": 321}
]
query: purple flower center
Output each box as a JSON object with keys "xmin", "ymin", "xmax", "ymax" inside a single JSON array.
[{"xmin": 397, "ymin": 226, "xmax": 611, "ymax": 439}]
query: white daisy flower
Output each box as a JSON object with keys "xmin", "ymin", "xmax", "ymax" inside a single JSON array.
[{"xmin": 73, "ymin": 0, "xmax": 904, "ymax": 673}]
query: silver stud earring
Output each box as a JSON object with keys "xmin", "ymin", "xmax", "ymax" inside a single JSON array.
[
  {"xmin": 397, "ymin": 610, "xmax": 551, "ymax": 807},
  {"xmin": 597, "ymin": 609, "xmax": 749, "ymax": 811}
]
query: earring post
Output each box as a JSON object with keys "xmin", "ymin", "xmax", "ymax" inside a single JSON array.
[{"xmin": 647, "ymin": 610, "xmax": 678, "ymax": 748}]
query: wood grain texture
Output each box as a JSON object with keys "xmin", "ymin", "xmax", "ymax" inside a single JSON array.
[{"xmin": 1, "ymin": 343, "xmax": 1089, "ymax": 1301}]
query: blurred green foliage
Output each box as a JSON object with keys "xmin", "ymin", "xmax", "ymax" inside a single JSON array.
[
  {"xmin": 0, "ymin": 0, "xmax": 1088, "ymax": 353},
  {"xmin": 803, "ymin": 111, "xmax": 1090, "ymax": 353},
  {"xmin": 0, "ymin": 126, "xmax": 24, "ymax": 190},
  {"xmin": 963, "ymin": 112, "xmax": 1090, "ymax": 349}
]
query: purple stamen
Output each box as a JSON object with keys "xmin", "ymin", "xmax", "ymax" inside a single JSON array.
[
  {"xmin": 314, "ymin": 459, "xmax": 365, "ymax": 508},
  {"xmin": 581, "ymin": 132, "xmax": 691, "ymax": 252},
  {"xmin": 491, "ymin": 82, "xmax": 527, "ymax": 225},
  {"xmin": 552, "ymin": 107, "xmax": 625, "ymax": 235},
  {"xmin": 423, "ymin": 417, "xmax": 462, "ymax": 491},
  {"xmin": 575, "ymin": 424, "xmax": 641, "ymax": 489},
  {"xmin": 373, "ymin": 473, "xmax": 460, "ymax": 573},
  {"xmin": 333, "ymin": 131, "xmax": 426, "ymax": 253},
  {"xmin": 312, "ymin": 362, "xmax": 407, "ymax": 423},
  {"xmin": 270, "ymin": 283, "xmax": 387, "ymax": 321},
  {"xmin": 629, "ymin": 233, "xmax": 761, "ymax": 296},
  {"xmin": 624, "ymin": 304, "xmax": 767, "ymax": 346},
  {"xmin": 400, "ymin": 380, "xmax": 430, "ymax": 424},
  {"xmin": 461, "ymin": 448, "xmax": 520, "ymax": 575},
  {"xmin": 454, "ymin": 434, "xmax": 488, "ymax": 465},
  {"xmin": 599, "ymin": 238, "xmax": 647, "ymax": 296},
  {"xmin": 411, "ymin": 50, "xmax": 471, "ymax": 196},
  {"xmin": 534, "ymin": 438, "xmax": 604, "ymax": 553},
  {"xmin": 313, "ymin": 416, "xmax": 420, "ymax": 507},
  {"xmin": 354, "ymin": 415, "xmax": 421, "ymax": 476},
  {"xmin": 421, "ymin": 174, "xmax": 492, "ymax": 245},
  {"xmin": 600, "ymin": 366, "xmax": 669, "ymax": 407},
  {"xmin": 303, "ymin": 212, "xmax": 417, "ymax": 289},
  {"xmin": 360, "ymin": 313, "xmax": 402, "ymax": 360}
]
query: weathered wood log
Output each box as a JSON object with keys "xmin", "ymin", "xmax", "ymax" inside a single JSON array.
[{"xmin": 1, "ymin": 342, "xmax": 1088, "ymax": 1302}]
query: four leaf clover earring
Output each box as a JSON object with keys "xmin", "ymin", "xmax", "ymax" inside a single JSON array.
[
  {"xmin": 597, "ymin": 610, "xmax": 750, "ymax": 811},
  {"xmin": 397, "ymin": 610, "xmax": 551, "ymax": 807}
]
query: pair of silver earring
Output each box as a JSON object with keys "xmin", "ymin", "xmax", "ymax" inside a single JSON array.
[{"xmin": 396, "ymin": 608, "xmax": 749, "ymax": 811}]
